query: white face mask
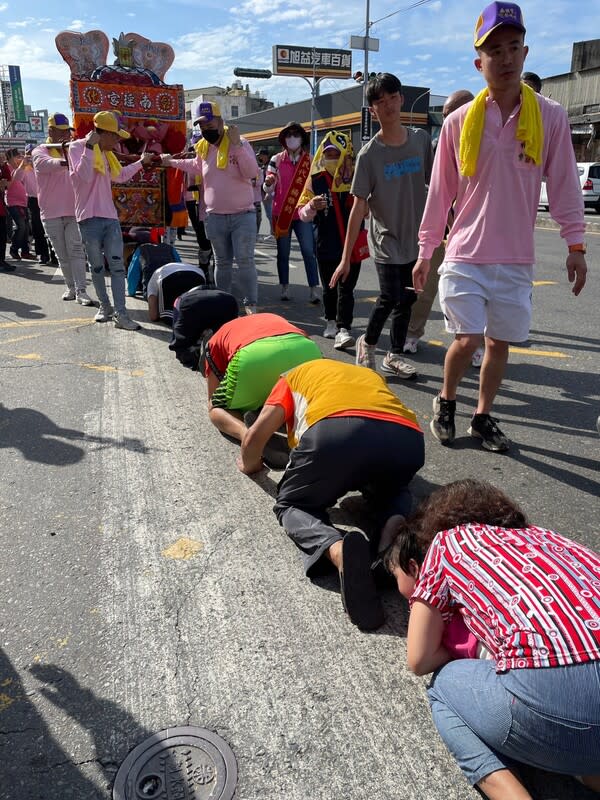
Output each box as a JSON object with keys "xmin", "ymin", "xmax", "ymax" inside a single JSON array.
[{"xmin": 285, "ymin": 135, "xmax": 302, "ymax": 151}]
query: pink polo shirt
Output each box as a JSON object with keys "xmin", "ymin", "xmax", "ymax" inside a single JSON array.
[
  {"xmin": 21, "ymin": 168, "xmax": 38, "ymax": 198},
  {"xmin": 6, "ymin": 167, "xmax": 27, "ymax": 207},
  {"xmin": 32, "ymin": 145, "xmax": 76, "ymax": 219},
  {"xmin": 418, "ymin": 93, "xmax": 585, "ymax": 264},
  {"xmin": 170, "ymin": 138, "xmax": 257, "ymax": 215},
  {"xmin": 68, "ymin": 138, "xmax": 145, "ymax": 223}
]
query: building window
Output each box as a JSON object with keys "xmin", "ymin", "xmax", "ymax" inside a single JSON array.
[{"xmin": 231, "ymin": 105, "xmax": 239, "ymax": 117}]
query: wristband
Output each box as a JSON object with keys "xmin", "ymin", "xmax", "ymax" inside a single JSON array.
[{"xmin": 568, "ymin": 244, "xmax": 586, "ymax": 254}]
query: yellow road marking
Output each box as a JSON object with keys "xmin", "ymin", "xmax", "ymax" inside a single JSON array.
[
  {"xmin": 80, "ymin": 363, "xmax": 119, "ymax": 373},
  {"xmin": 0, "ymin": 320, "xmax": 95, "ymax": 345},
  {"xmin": 15, "ymin": 353, "xmax": 42, "ymax": 360},
  {"xmin": 509, "ymin": 347, "xmax": 567, "ymax": 358},
  {"xmin": 532, "ymin": 280, "xmax": 558, "ymax": 286},
  {"xmin": 425, "ymin": 339, "xmax": 567, "ymax": 358}
]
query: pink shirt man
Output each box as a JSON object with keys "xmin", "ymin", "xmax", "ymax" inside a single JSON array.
[
  {"xmin": 169, "ymin": 139, "xmax": 257, "ymax": 214},
  {"xmin": 32, "ymin": 146, "xmax": 76, "ymax": 220},
  {"xmin": 67, "ymin": 138, "xmax": 145, "ymax": 222},
  {"xmin": 419, "ymin": 94, "xmax": 585, "ymax": 264}
]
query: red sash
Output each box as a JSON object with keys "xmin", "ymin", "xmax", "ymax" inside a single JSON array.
[{"xmin": 274, "ymin": 152, "xmax": 311, "ymax": 238}]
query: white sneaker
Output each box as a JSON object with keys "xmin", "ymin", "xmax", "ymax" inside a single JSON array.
[
  {"xmin": 62, "ymin": 288, "xmax": 76, "ymax": 301},
  {"xmin": 471, "ymin": 347, "xmax": 484, "ymax": 368},
  {"xmin": 94, "ymin": 304, "xmax": 113, "ymax": 322},
  {"xmin": 323, "ymin": 320, "xmax": 337, "ymax": 338},
  {"xmin": 280, "ymin": 284, "xmax": 290, "ymax": 301},
  {"xmin": 403, "ymin": 337, "xmax": 419, "ymax": 354},
  {"xmin": 309, "ymin": 286, "xmax": 321, "ymax": 305},
  {"xmin": 76, "ymin": 291, "xmax": 94, "ymax": 306},
  {"xmin": 381, "ymin": 352, "xmax": 417, "ymax": 379},
  {"xmin": 334, "ymin": 328, "xmax": 355, "ymax": 350},
  {"xmin": 355, "ymin": 334, "xmax": 377, "ymax": 370},
  {"xmin": 114, "ymin": 312, "xmax": 141, "ymax": 331},
  {"xmin": 245, "ymin": 304, "xmax": 257, "ymax": 315}
]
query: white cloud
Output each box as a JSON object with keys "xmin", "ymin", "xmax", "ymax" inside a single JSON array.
[
  {"xmin": 67, "ymin": 20, "xmax": 86, "ymax": 31},
  {"xmin": 415, "ymin": 54, "xmax": 432, "ymax": 61},
  {"xmin": 0, "ymin": 2, "xmax": 8, "ymax": 10}
]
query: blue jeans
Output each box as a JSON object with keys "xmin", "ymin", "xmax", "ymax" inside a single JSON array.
[
  {"xmin": 78, "ymin": 217, "xmax": 127, "ymax": 313},
  {"xmin": 428, "ymin": 658, "xmax": 600, "ymax": 786},
  {"xmin": 204, "ymin": 210, "xmax": 257, "ymax": 306},
  {"xmin": 275, "ymin": 219, "xmax": 319, "ymax": 287}
]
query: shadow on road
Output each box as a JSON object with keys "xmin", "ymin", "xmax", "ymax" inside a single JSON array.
[
  {"xmin": 0, "ymin": 648, "xmax": 111, "ymax": 799},
  {"xmin": 0, "ymin": 295, "xmax": 45, "ymax": 320},
  {"xmin": 0, "ymin": 403, "xmax": 149, "ymax": 465}
]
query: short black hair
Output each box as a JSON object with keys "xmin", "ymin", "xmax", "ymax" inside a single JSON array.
[
  {"xmin": 366, "ymin": 72, "xmax": 402, "ymax": 105},
  {"xmin": 522, "ymin": 71, "xmax": 542, "ymax": 93}
]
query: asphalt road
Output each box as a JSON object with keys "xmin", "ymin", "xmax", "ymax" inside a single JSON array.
[{"xmin": 0, "ymin": 219, "xmax": 598, "ymax": 800}]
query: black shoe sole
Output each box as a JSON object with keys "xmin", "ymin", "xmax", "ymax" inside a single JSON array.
[
  {"xmin": 340, "ymin": 531, "xmax": 384, "ymax": 631},
  {"xmin": 467, "ymin": 426, "xmax": 510, "ymax": 452}
]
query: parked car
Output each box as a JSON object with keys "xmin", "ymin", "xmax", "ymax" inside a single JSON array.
[{"xmin": 539, "ymin": 162, "xmax": 600, "ymax": 213}]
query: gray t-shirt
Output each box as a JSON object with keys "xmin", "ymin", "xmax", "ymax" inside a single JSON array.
[{"xmin": 351, "ymin": 128, "xmax": 433, "ymax": 264}]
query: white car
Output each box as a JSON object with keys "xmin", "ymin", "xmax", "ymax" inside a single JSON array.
[{"xmin": 539, "ymin": 162, "xmax": 600, "ymax": 213}]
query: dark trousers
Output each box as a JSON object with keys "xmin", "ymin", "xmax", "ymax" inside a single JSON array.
[
  {"xmin": 186, "ymin": 200, "xmax": 211, "ymax": 250},
  {"xmin": 8, "ymin": 206, "xmax": 29, "ymax": 256},
  {"xmin": 254, "ymin": 202, "xmax": 262, "ymax": 236},
  {"xmin": 274, "ymin": 416, "xmax": 424, "ymax": 576},
  {"xmin": 365, "ymin": 261, "xmax": 417, "ymax": 354},
  {"xmin": 0, "ymin": 215, "xmax": 7, "ymax": 261},
  {"xmin": 28, "ymin": 197, "xmax": 49, "ymax": 261},
  {"xmin": 318, "ymin": 257, "xmax": 361, "ymax": 329}
]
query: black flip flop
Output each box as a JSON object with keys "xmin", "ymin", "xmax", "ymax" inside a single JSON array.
[{"xmin": 340, "ymin": 531, "xmax": 384, "ymax": 631}]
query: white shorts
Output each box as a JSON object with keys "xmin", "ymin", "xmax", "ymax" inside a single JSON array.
[{"xmin": 438, "ymin": 261, "xmax": 534, "ymax": 342}]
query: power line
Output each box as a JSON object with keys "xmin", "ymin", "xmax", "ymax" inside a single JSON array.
[{"xmin": 371, "ymin": 0, "xmax": 436, "ymax": 29}]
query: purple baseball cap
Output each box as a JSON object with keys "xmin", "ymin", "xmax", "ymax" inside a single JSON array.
[
  {"xmin": 193, "ymin": 101, "xmax": 222, "ymax": 125},
  {"xmin": 474, "ymin": 2, "xmax": 525, "ymax": 48}
]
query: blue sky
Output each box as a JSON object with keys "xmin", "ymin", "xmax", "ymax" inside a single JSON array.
[{"xmin": 1, "ymin": 0, "xmax": 597, "ymax": 116}]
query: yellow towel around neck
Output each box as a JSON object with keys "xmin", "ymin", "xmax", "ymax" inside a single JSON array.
[
  {"xmin": 195, "ymin": 126, "xmax": 230, "ymax": 169},
  {"xmin": 92, "ymin": 144, "xmax": 122, "ymax": 178},
  {"xmin": 45, "ymin": 138, "xmax": 63, "ymax": 159},
  {"xmin": 459, "ymin": 82, "xmax": 543, "ymax": 177}
]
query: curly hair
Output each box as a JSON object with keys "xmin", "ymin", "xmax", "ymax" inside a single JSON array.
[{"xmin": 384, "ymin": 479, "xmax": 528, "ymax": 573}]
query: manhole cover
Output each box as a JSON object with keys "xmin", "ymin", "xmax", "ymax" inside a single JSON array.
[{"xmin": 113, "ymin": 726, "xmax": 237, "ymax": 800}]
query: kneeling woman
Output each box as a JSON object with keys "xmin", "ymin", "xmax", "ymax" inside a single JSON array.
[
  {"xmin": 204, "ymin": 312, "xmax": 321, "ymax": 442},
  {"xmin": 385, "ymin": 479, "xmax": 600, "ymax": 800}
]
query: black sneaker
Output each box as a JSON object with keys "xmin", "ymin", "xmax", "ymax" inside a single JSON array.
[
  {"xmin": 430, "ymin": 395, "xmax": 456, "ymax": 445},
  {"xmin": 468, "ymin": 414, "xmax": 510, "ymax": 452}
]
